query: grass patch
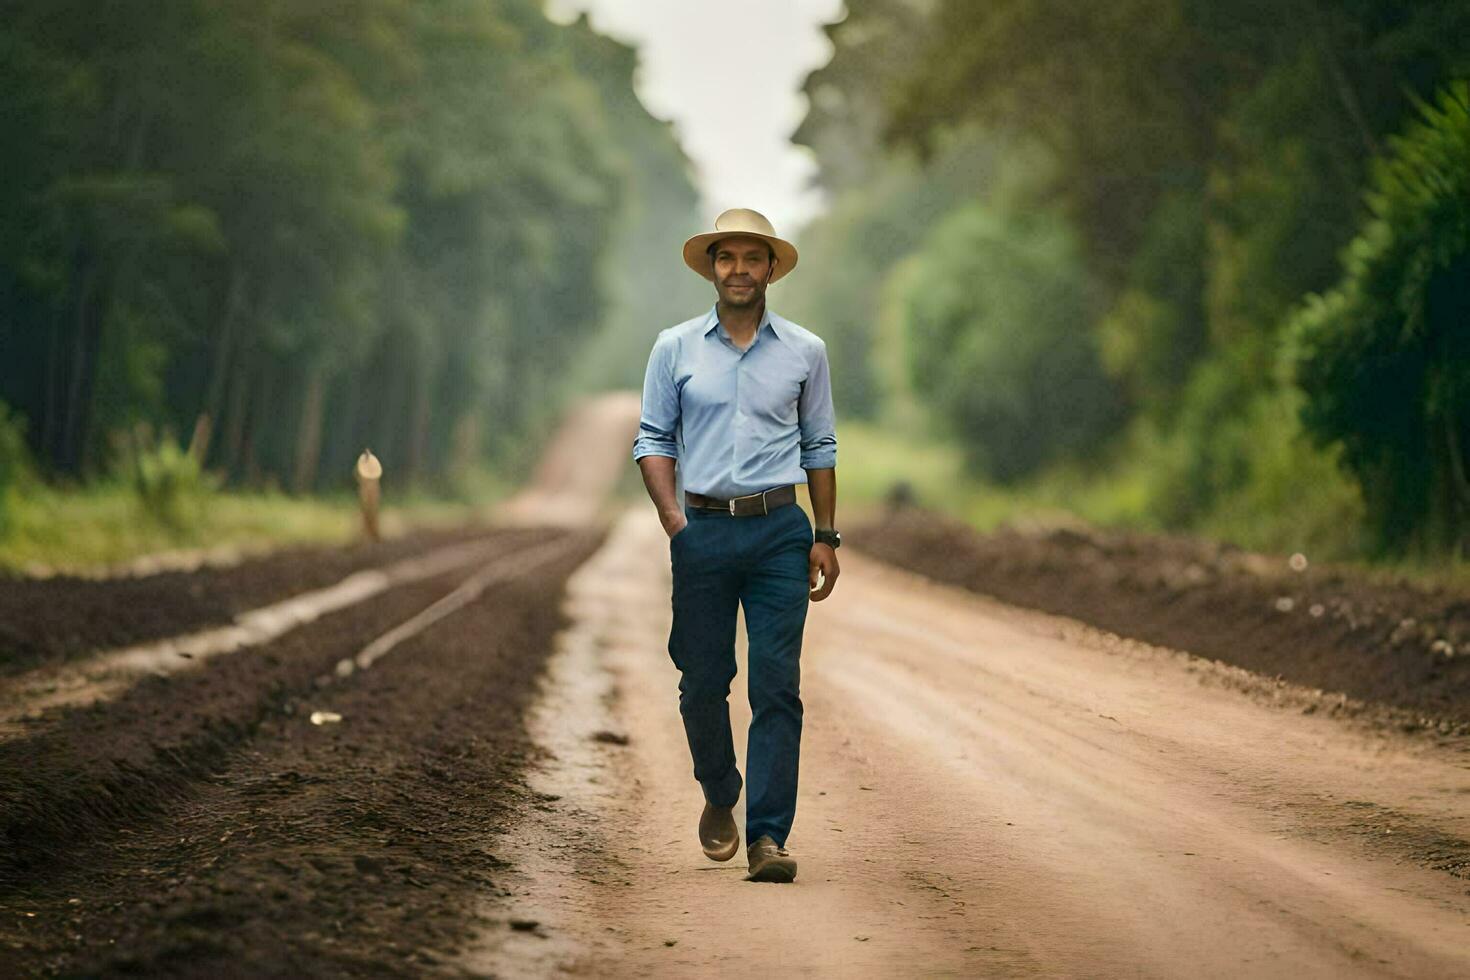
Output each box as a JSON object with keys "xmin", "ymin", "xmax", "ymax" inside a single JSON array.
[
  {"xmin": 0, "ymin": 483, "xmax": 489, "ymax": 575},
  {"xmin": 839, "ymin": 417, "xmax": 1470, "ymax": 592},
  {"xmin": 836, "ymin": 419, "xmax": 1153, "ymax": 532},
  {"xmin": 842, "ymin": 414, "xmax": 1370, "ymax": 551},
  {"xmin": 829, "ymin": 420, "xmax": 968, "ymax": 516}
]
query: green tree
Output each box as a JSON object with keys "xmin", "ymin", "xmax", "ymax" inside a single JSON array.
[
  {"xmin": 0, "ymin": 0, "xmax": 698, "ymax": 497},
  {"xmin": 781, "ymin": 129, "xmax": 1000, "ymax": 419},
  {"xmin": 794, "ymin": 0, "xmax": 937, "ymax": 196},
  {"xmin": 885, "ymin": 0, "xmax": 1470, "ymax": 424},
  {"xmin": 559, "ymin": 15, "xmax": 708, "ymax": 394},
  {"xmin": 1291, "ymin": 83, "xmax": 1470, "ymax": 552},
  {"xmin": 897, "ymin": 203, "xmax": 1124, "ymax": 481}
]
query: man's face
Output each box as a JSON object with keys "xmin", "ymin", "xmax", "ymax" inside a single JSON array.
[{"xmin": 710, "ymin": 235, "xmax": 774, "ymax": 309}]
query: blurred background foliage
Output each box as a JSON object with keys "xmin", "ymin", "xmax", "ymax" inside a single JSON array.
[
  {"xmin": 0, "ymin": 0, "xmax": 703, "ymax": 543},
  {"xmin": 786, "ymin": 0, "xmax": 1470, "ymax": 557},
  {"xmin": 1, "ymin": 0, "xmax": 1468, "ymax": 567}
]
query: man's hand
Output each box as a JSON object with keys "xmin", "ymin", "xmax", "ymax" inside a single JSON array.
[
  {"xmin": 637, "ymin": 457, "xmax": 686, "ymax": 540},
  {"xmin": 804, "ymin": 468, "xmax": 838, "ymax": 600},
  {"xmin": 661, "ymin": 509, "xmax": 688, "ymax": 540},
  {"xmin": 809, "ymin": 542, "xmax": 839, "ymax": 601}
]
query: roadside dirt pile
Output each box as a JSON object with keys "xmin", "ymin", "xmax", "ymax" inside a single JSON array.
[{"xmin": 853, "ymin": 510, "xmax": 1470, "ymax": 732}]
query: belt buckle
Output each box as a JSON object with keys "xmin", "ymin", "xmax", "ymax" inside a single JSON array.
[{"xmin": 728, "ymin": 490, "xmax": 769, "ymax": 517}]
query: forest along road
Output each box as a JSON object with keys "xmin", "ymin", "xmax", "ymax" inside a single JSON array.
[{"xmin": 467, "ymin": 506, "xmax": 1470, "ymax": 979}]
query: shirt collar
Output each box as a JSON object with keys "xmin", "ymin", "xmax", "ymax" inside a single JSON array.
[{"xmin": 704, "ymin": 305, "xmax": 782, "ymax": 343}]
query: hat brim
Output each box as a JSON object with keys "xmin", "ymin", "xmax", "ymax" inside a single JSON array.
[{"xmin": 683, "ymin": 231, "xmax": 798, "ymax": 283}]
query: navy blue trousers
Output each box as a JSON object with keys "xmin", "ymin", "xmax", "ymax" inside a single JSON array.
[{"xmin": 667, "ymin": 501, "xmax": 812, "ymax": 847}]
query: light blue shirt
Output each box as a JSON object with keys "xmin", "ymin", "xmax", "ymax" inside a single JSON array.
[{"xmin": 632, "ymin": 306, "xmax": 837, "ymax": 499}]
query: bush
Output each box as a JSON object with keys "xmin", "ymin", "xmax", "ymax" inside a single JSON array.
[
  {"xmin": 898, "ymin": 202, "xmax": 1125, "ymax": 482},
  {"xmin": 1289, "ymin": 82, "xmax": 1470, "ymax": 553},
  {"xmin": 1191, "ymin": 386, "xmax": 1367, "ymax": 558},
  {"xmin": 115, "ymin": 424, "xmax": 220, "ymax": 530},
  {"xmin": 1135, "ymin": 349, "xmax": 1279, "ymax": 529}
]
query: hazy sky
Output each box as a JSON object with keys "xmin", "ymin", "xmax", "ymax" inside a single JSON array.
[{"xmin": 546, "ymin": 0, "xmax": 845, "ymax": 233}]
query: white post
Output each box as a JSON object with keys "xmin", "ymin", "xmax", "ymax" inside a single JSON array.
[{"xmin": 356, "ymin": 449, "xmax": 383, "ymax": 541}]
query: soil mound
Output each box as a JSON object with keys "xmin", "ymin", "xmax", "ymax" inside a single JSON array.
[{"xmin": 852, "ymin": 510, "xmax": 1470, "ymax": 732}]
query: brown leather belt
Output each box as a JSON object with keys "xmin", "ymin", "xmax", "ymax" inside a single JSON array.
[{"xmin": 686, "ymin": 484, "xmax": 797, "ymax": 516}]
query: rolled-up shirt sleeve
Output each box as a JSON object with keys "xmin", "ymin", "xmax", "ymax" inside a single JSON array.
[
  {"xmin": 632, "ymin": 332, "xmax": 680, "ymax": 461},
  {"xmin": 798, "ymin": 340, "xmax": 837, "ymax": 469}
]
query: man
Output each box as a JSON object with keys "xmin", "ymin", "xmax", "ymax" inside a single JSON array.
[{"xmin": 632, "ymin": 208, "xmax": 841, "ymax": 884}]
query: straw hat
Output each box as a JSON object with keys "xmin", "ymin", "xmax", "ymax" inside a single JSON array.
[{"xmin": 682, "ymin": 208, "xmax": 799, "ymax": 283}]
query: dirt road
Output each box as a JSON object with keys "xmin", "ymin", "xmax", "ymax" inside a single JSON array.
[
  {"xmin": 3, "ymin": 390, "xmax": 1469, "ymax": 978},
  {"xmin": 467, "ymin": 509, "xmax": 1470, "ymax": 979}
]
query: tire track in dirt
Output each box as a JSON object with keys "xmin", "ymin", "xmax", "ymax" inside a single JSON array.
[
  {"xmin": 0, "ymin": 533, "xmax": 553, "ymax": 735},
  {"xmin": 0, "ymin": 526, "xmax": 510, "ymax": 678}
]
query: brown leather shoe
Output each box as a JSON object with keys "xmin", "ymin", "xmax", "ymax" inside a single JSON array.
[
  {"xmin": 745, "ymin": 835, "xmax": 797, "ymax": 883},
  {"xmin": 700, "ymin": 803, "xmax": 739, "ymax": 862}
]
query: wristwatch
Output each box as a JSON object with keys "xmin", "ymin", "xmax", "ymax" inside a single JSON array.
[{"xmin": 813, "ymin": 528, "xmax": 841, "ymax": 549}]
